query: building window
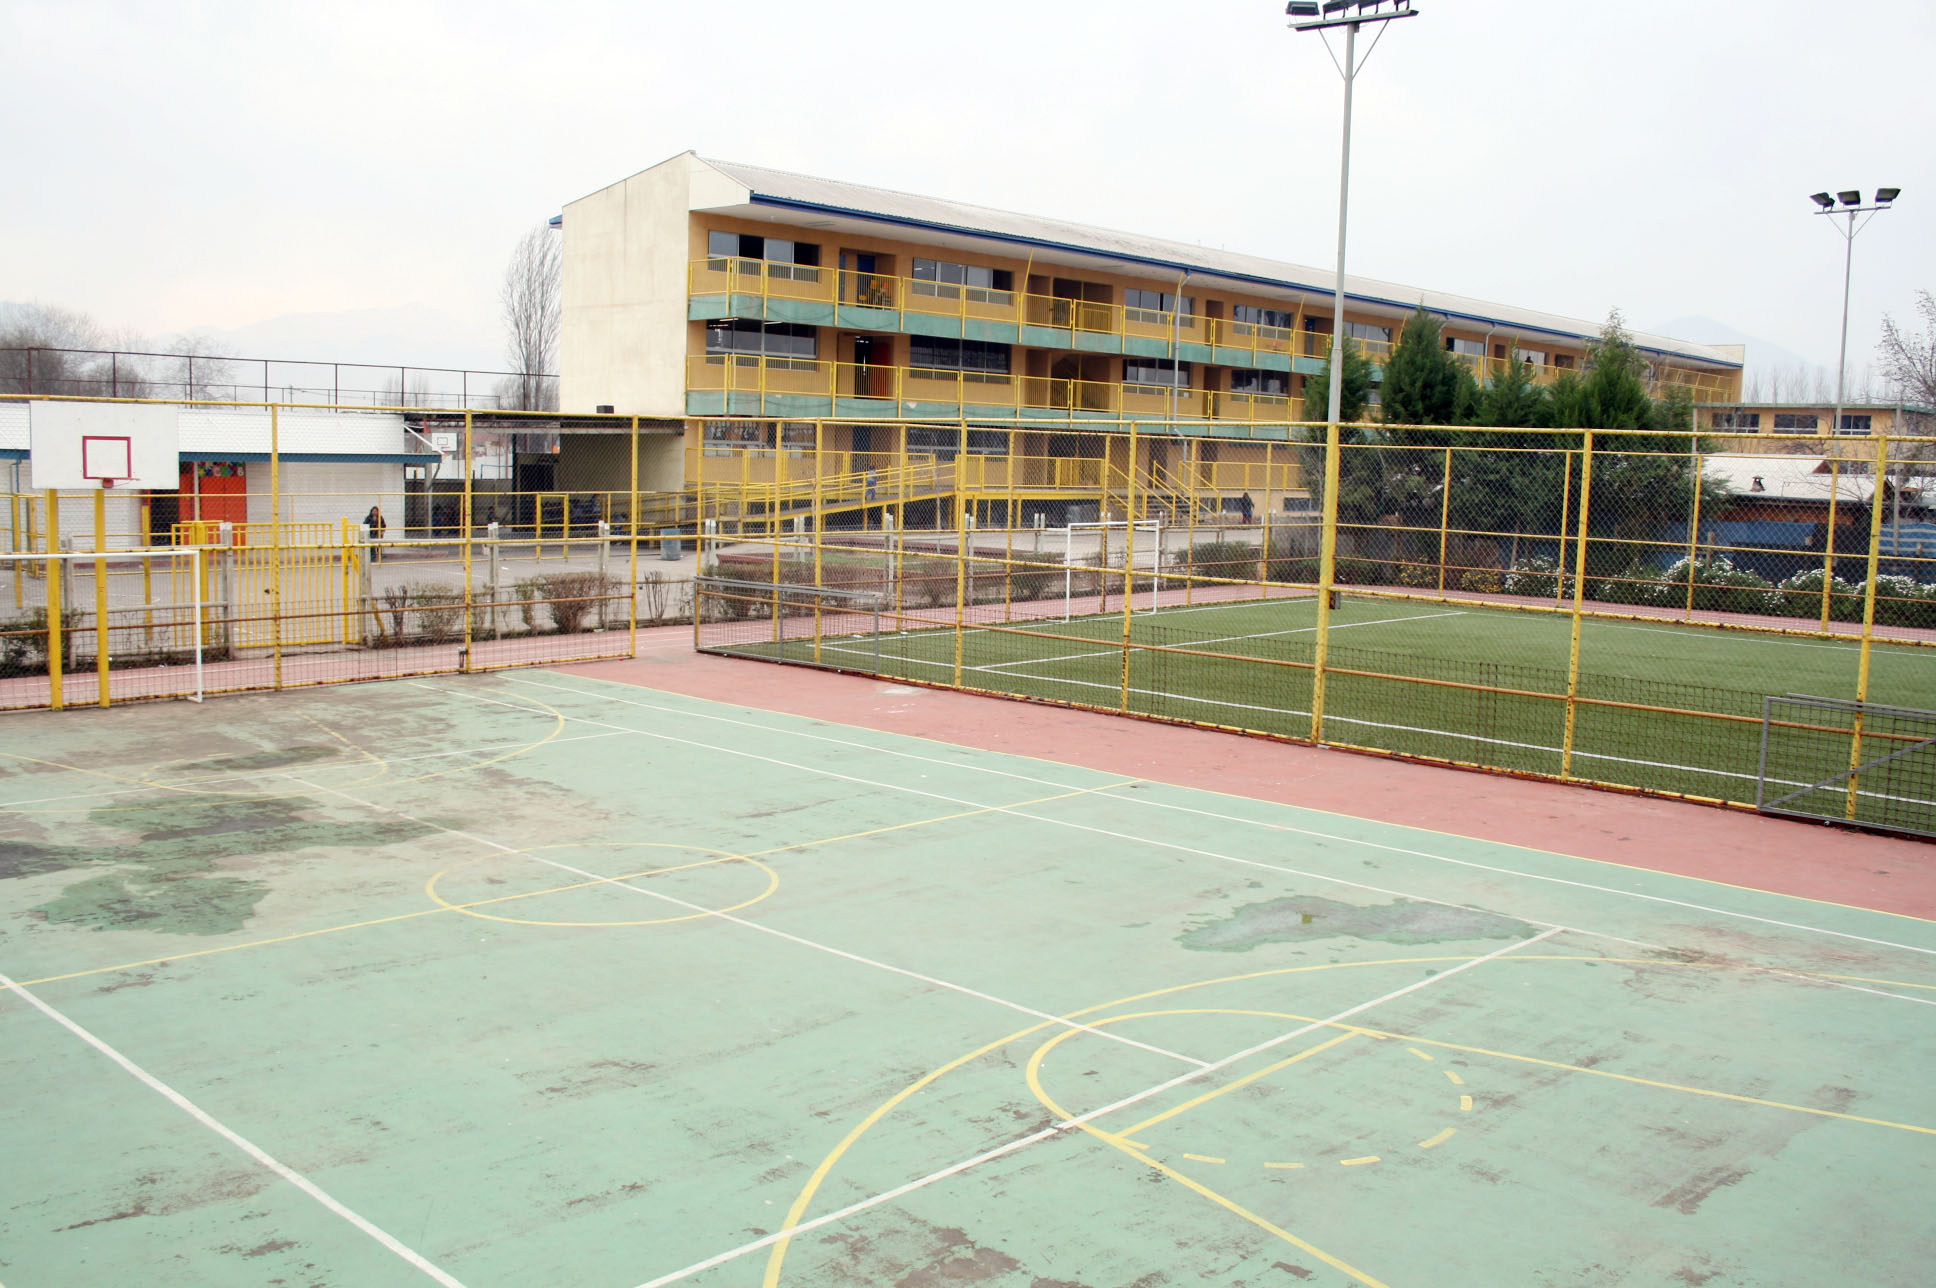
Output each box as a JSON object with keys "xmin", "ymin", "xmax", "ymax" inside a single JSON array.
[
  {"xmin": 911, "ymin": 258, "xmax": 1013, "ymax": 304},
  {"xmin": 706, "ymin": 231, "xmax": 821, "ymax": 282},
  {"xmin": 1512, "ymin": 347, "xmax": 1547, "ymax": 366},
  {"xmin": 1234, "ymin": 305, "xmax": 1293, "ymax": 330},
  {"xmin": 1710, "ymin": 411, "xmax": 1762, "ymax": 430},
  {"xmin": 1773, "ymin": 413, "xmax": 1819, "ymax": 433},
  {"xmin": 906, "ymin": 425, "xmax": 1009, "ymax": 460},
  {"xmin": 1124, "ymin": 288, "xmax": 1195, "ymax": 324},
  {"xmin": 1228, "ymin": 368, "xmax": 1289, "ymax": 397},
  {"xmin": 1345, "ymin": 321, "xmax": 1393, "ymax": 346},
  {"xmin": 908, "ymin": 336, "xmax": 1011, "ymax": 381},
  {"xmin": 1124, "ymin": 358, "xmax": 1190, "ymax": 390},
  {"xmin": 1839, "ymin": 413, "xmax": 1873, "ymax": 433},
  {"xmin": 705, "ymin": 320, "xmax": 818, "ymax": 367},
  {"xmin": 1444, "ymin": 337, "xmax": 1485, "ymax": 357}
]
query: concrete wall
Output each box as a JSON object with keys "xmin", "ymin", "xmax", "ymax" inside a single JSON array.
[
  {"xmin": 248, "ymin": 461, "xmax": 405, "ymax": 536},
  {"xmin": 561, "ymin": 153, "xmax": 747, "ymax": 416},
  {"xmin": 555, "ymin": 432, "xmax": 685, "ymax": 493}
]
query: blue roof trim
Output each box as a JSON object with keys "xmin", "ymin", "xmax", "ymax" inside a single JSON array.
[
  {"xmin": 548, "ymin": 213, "xmax": 563, "ymax": 228},
  {"xmin": 178, "ymin": 451, "xmax": 441, "ymax": 464},
  {"xmin": 744, "ymin": 193, "xmax": 1741, "ymax": 369}
]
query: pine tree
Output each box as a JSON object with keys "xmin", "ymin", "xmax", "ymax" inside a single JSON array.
[
  {"xmin": 1381, "ymin": 308, "xmax": 1473, "ymax": 428},
  {"xmin": 1300, "ymin": 338, "xmax": 1376, "ymax": 425}
]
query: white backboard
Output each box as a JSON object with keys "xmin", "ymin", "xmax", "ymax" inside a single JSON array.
[{"xmin": 28, "ymin": 401, "xmax": 180, "ymax": 490}]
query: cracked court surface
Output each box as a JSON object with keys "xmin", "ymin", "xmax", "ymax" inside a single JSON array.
[{"xmin": 0, "ymin": 670, "xmax": 1932, "ymax": 1287}]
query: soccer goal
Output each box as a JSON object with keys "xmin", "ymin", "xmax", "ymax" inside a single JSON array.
[
  {"xmin": 2, "ymin": 547, "xmax": 207, "ymax": 707},
  {"xmin": 1057, "ymin": 518, "xmax": 1162, "ymax": 620}
]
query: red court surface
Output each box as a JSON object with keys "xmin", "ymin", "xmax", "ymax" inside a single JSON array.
[{"xmin": 564, "ymin": 624, "xmax": 1935, "ymax": 922}]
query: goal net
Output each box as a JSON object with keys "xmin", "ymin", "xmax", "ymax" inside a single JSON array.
[
  {"xmin": 1, "ymin": 548, "xmax": 206, "ymax": 708},
  {"xmin": 1058, "ymin": 519, "xmax": 1162, "ymax": 620}
]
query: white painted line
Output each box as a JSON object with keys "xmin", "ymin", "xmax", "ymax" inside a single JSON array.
[
  {"xmin": 0, "ymin": 971, "xmax": 467, "ymax": 1288},
  {"xmin": 495, "ymin": 676, "xmax": 1936, "ymax": 961},
  {"xmin": 291, "ymin": 774, "xmax": 1209, "ymax": 1072},
  {"xmin": 629, "ymin": 927, "xmax": 1560, "ymax": 1288}
]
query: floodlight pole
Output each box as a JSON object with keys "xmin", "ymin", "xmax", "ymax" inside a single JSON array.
[
  {"xmin": 1327, "ymin": 18, "xmax": 1356, "ymax": 429},
  {"xmin": 1813, "ymin": 193, "xmax": 1896, "ymax": 438}
]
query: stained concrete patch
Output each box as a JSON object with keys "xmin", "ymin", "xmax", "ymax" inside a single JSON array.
[
  {"xmin": 170, "ymin": 744, "xmax": 344, "ymax": 775},
  {"xmin": 0, "ymin": 793, "xmax": 434, "ymax": 935},
  {"xmin": 1179, "ymin": 895, "xmax": 1532, "ymax": 950}
]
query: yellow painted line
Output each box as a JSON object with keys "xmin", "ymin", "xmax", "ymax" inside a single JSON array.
[
  {"xmin": 1024, "ymin": 1029, "xmax": 1394, "ymax": 1288},
  {"xmin": 424, "ymin": 845, "xmax": 780, "ymax": 928},
  {"xmin": 1418, "ymin": 1128, "xmax": 1457, "ymax": 1149},
  {"xmin": 766, "ymin": 953, "xmax": 1934, "ymax": 1288},
  {"xmin": 1264, "ymin": 1161, "xmax": 1307, "ymax": 1170},
  {"xmin": 1119, "ymin": 1030, "xmax": 1357, "ymax": 1138},
  {"xmin": 1183, "ymin": 1153, "xmax": 1226, "ymax": 1165},
  {"xmin": 1407, "ymin": 1046, "xmax": 1434, "ymax": 1061},
  {"xmin": 1460, "ymin": 1095, "xmax": 1474, "ymax": 1112},
  {"xmin": 1340, "ymin": 1156, "xmax": 1380, "ymax": 1167},
  {"xmin": 1443, "ymin": 1070, "xmax": 1465, "ymax": 1086}
]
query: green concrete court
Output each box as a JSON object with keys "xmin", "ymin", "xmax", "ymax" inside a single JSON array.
[{"xmin": 1, "ymin": 672, "xmax": 1932, "ymax": 1288}]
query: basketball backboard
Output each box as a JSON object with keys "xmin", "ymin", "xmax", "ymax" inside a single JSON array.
[{"xmin": 28, "ymin": 401, "xmax": 179, "ymax": 490}]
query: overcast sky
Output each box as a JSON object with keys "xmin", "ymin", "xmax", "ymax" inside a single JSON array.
[{"xmin": 5, "ymin": 0, "xmax": 1932, "ymax": 385}]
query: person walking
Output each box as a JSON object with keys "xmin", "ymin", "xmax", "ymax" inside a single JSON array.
[
  {"xmin": 1239, "ymin": 492, "xmax": 1254, "ymax": 525},
  {"xmin": 364, "ymin": 505, "xmax": 386, "ymax": 561}
]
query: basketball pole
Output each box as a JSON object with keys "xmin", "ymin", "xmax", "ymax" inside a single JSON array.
[
  {"xmin": 46, "ymin": 489, "xmax": 63, "ymax": 710},
  {"xmin": 94, "ymin": 488, "xmax": 109, "ymax": 707}
]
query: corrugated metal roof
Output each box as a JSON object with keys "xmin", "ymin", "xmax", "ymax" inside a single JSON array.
[
  {"xmin": 0, "ymin": 403, "xmax": 437, "ymax": 462},
  {"xmin": 696, "ymin": 156, "xmax": 1741, "ymax": 369},
  {"xmin": 1705, "ymin": 454, "xmax": 1889, "ymax": 502}
]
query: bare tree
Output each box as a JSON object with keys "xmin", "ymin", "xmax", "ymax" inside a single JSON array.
[
  {"xmin": 1878, "ymin": 289, "xmax": 1936, "ymax": 409},
  {"xmin": 0, "ymin": 302, "xmax": 109, "ymax": 395},
  {"xmin": 499, "ymin": 223, "xmax": 561, "ymax": 411}
]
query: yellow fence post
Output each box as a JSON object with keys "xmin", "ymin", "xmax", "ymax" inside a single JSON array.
[
  {"xmin": 1437, "ymin": 446, "xmax": 1452, "ymax": 592},
  {"xmin": 1310, "ymin": 421, "xmax": 1342, "ymax": 743},
  {"xmin": 1560, "ymin": 432, "xmax": 1596, "ymax": 781},
  {"xmin": 94, "ymin": 489, "xmax": 110, "ymax": 707},
  {"xmin": 1682, "ymin": 443, "xmax": 1706, "ymax": 618},
  {"xmin": 629, "ymin": 415, "xmax": 641, "ymax": 656},
  {"xmin": 1820, "ymin": 458, "xmax": 1841, "ymax": 632},
  {"xmin": 1121, "ymin": 421, "xmax": 1138, "ymax": 713},
  {"xmin": 46, "ymin": 490, "xmax": 63, "ymax": 710},
  {"xmin": 1846, "ymin": 433, "xmax": 1892, "ymax": 820},
  {"xmin": 952, "ymin": 482, "xmax": 966, "ymax": 689},
  {"xmin": 461, "ymin": 411, "xmax": 475, "ymax": 671},
  {"xmin": 270, "ymin": 404, "xmax": 283, "ymax": 690}
]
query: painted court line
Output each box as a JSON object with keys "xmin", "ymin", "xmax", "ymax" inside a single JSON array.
[
  {"xmin": 0, "ymin": 970, "xmax": 467, "ymax": 1288},
  {"xmin": 630, "ymin": 928, "xmax": 1560, "ymax": 1288},
  {"xmin": 971, "ymin": 609, "xmax": 1467, "ymax": 672},
  {"xmin": 291, "ymin": 775, "xmax": 1212, "ymax": 1071},
  {"xmin": 497, "ymin": 676, "xmax": 1936, "ymax": 967}
]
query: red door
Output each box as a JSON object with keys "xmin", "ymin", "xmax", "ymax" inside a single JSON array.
[{"xmin": 180, "ymin": 463, "xmax": 250, "ymax": 539}]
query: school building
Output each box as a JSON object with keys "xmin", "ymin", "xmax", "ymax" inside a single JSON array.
[{"xmin": 550, "ymin": 152, "xmax": 1746, "ymax": 516}]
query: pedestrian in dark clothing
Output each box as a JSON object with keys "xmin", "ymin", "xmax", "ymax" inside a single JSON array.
[
  {"xmin": 364, "ymin": 505, "xmax": 386, "ymax": 561},
  {"xmin": 1239, "ymin": 492, "xmax": 1254, "ymax": 524}
]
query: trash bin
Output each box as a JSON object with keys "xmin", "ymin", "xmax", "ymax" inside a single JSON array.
[{"xmin": 661, "ymin": 529, "xmax": 682, "ymax": 561}]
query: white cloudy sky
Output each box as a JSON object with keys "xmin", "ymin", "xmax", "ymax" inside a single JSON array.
[{"xmin": 5, "ymin": 0, "xmax": 1932, "ymax": 381}]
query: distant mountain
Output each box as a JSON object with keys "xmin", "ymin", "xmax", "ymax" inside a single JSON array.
[
  {"xmin": 1647, "ymin": 315, "xmax": 1821, "ymax": 379},
  {"xmin": 206, "ymin": 304, "xmax": 504, "ymax": 375}
]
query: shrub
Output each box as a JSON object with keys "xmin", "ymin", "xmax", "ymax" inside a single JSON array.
[
  {"xmin": 512, "ymin": 577, "xmax": 543, "ymax": 630},
  {"xmin": 1503, "ymin": 556, "xmax": 1576, "ymax": 599},
  {"xmin": 1176, "ymin": 541, "xmax": 1258, "ymax": 581},
  {"xmin": 1397, "ymin": 562, "xmax": 1438, "ymax": 589},
  {"xmin": 1869, "ymin": 574, "xmax": 1936, "ymax": 629},
  {"xmin": 1, "ymin": 608, "xmax": 83, "ymax": 674},
  {"xmin": 1658, "ymin": 557, "xmax": 1777, "ymax": 616},
  {"xmin": 1771, "ymin": 568, "xmax": 1861, "ymax": 622},
  {"xmin": 410, "ymin": 584, "xmax": 466, "ymax": 643},
  {"xmin": 539, "ymin": 571, "xmax": 618, "ymax": 633},
  {"xmin": 1333, "ymin": 557, "xmax": 1382, "ymax": 586},
  {"xmin": 1594, "ymin": 561, "xmax": 1671, "ymax": 608},
  {"xmin": 1458, "ymin": 568, "xmax": 1504, "ymax": 595}
]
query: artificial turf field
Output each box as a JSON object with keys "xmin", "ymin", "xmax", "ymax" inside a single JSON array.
[
  {"xmin": 756, "ymin": 592, "xmax": 1935, "ymax": 814},
  {"xmin": 1, "ymin": 670, "xmax": 1932, "ymax": 1288}
]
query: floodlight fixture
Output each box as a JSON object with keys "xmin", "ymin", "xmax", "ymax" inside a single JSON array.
[
  {"xmin": 1291, "ymin": 0, "xmax": 1417, "ymax": 31},
  {"xmin": 1808, "ymin": 186, "xmax": 1899, "ymax": 449},
  {"xmin": 1287, "ymin": 2, "xmax": 1320, "ymax": 15}
]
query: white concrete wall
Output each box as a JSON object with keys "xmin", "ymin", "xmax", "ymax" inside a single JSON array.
[
  {"xmin": 247, "ymin": 461, "xmax": 404, "ymax": 537},
  {"xmin": 561, "ymin": 152, "xmax": 743, "ymax": 416}
]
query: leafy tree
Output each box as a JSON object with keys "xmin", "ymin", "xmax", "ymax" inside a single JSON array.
[
  {"xmin": 1300, "ymin": 337, "xmax": 1375, "ymax": 425},
  {"xmin": 1381, "ymin": 308, "xmax": 1479, "ymax": 428},
  {"xmin": 1476, "ymin": 352, "xmax": 1550, "ymax": 428}
]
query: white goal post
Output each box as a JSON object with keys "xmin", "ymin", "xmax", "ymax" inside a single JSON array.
[
  {"xmin": 4, "ymin": 547, "xmax": 206, "ymax": 703},
  {"xmin": 1057, "ymin": 518, "xmax": 1162, "ymax": 621}
]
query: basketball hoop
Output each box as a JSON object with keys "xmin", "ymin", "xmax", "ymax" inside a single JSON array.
[{"xmin": 81, "ymin": 434, "xmax": 134, "ymax": 490}]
